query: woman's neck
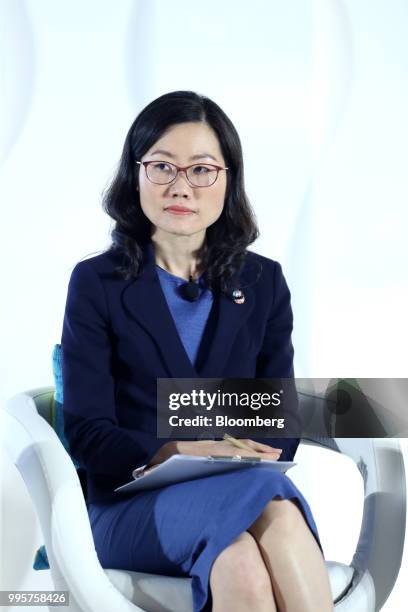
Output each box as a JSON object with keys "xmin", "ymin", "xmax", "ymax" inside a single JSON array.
[{"xmin": 151, "ymin": 234, "xmax": 205, "ymax": 281}]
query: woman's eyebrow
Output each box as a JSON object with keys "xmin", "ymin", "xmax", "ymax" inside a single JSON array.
[{"xmin": 149, "ymin": 149, "xmax": 219, "ymax": 162}]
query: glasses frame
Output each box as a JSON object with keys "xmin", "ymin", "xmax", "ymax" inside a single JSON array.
[{"xmin": 136, "ymin": 160, "xmax": 229, "ymax": 188}]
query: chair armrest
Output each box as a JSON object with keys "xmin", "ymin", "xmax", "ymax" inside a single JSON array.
[
  {"xmin": 301, "ymin": 436, "xmax": 406, "ymax": 610},
  {"xmin": 3, "ymin": 392, "xmax": 144, "ymax": 612}
]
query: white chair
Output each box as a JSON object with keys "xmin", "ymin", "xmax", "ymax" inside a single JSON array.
[{"xmin": 1, "ymin": 387, "xmax": 405, "ymax": 611}]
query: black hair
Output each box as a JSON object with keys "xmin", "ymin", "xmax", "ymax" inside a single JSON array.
[{"xmin": 102, "ymin": 90, "xmax": 259, "ymax": 294}]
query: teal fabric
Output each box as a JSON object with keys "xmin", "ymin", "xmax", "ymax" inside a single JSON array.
[
  {"xmin": 33, "ymin": 344, "xmax": 77, "ymax": 570},
  {"xmin": 51, "ymin": 344, "xmax": 79, "ymax": 468},
  {"xmin": 52, "ymin": 343, "xmax": 63, "ymax": 403},
  {"xmin": 33, "ymin": 545, "xmax": 49, "ymax": 570}
]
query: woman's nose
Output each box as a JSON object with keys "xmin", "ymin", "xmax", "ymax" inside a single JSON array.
[{"xmin": 168, "ymin": 170, "xmax": 193, "ymax": 194}]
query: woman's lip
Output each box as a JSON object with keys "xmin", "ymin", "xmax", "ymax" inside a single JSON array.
[{"xmin": 165, "ymin": 206, "xmax": 196, "ymax": 214}]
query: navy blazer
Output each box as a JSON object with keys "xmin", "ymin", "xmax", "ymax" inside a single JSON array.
[{"xmin": 61, "ymin": 242, "xmax": 299, "ymax": 503}]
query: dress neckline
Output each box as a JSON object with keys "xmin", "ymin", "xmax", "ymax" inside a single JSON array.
[{"xmin": 155, "ymin": 264, "xmax": 205, "ymax": 285}]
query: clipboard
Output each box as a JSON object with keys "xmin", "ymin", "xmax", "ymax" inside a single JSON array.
[{"xmin": 114, "ymin": 454, "xmax": 296, "ymax": 494}]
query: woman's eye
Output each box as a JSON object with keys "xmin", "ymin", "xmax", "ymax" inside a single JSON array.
[
  {"xmin": 192, "ymin": 165, "xmax": 211, "ymax": 174},
  {"xmin": 154, "ymin": 162, "xmax": 172, "ymax": 171}
]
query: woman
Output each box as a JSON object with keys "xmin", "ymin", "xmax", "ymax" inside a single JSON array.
[{"xmin": 62, "ymin": 90, "xmax": 333, "ymax": 612}]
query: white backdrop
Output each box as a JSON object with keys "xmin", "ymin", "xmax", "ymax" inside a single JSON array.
[{"xmin": 1, "ymin": 1, "xmax": 407, "ymax": 610}]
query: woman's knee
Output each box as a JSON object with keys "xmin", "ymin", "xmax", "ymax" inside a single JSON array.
[
  {"xmin": 249, "ymin": 498, "xmax": 307, "ymax": 539},
  {"xmin": 210, "ymin": 531, "xmax": 271, "ymax": 600}
]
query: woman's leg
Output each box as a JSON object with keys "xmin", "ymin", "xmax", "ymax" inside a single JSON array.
[
  {"xmin": 248, "ymin": 498, "xmax": 334, "ymax": 612},
  {"xmin": 209, "ymin": 531, "xmax": 278, "ymax": 612}
]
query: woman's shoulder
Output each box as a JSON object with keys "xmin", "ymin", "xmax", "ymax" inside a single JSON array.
[
  {"xmin": 242, "ymin": 249, "xmax": 284, "ymax": 286},
  {"xmin": 245, "ymin": 249, "xmax": 282, "ymax": 266},
  {"xmin": 68, "ymin": 248, "xmax": 125, "ymax": 277}
]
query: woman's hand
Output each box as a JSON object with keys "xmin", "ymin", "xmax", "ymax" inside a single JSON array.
[
  {"xmin": 147, "ymin": 439, "xmax": 282, "ymax": 468},
  {"xmin": 177, "ymin": 439, "xmax": 282, "ymax": 461}
]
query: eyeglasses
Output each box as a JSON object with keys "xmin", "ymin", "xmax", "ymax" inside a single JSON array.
[{"xmin": 136, "ymin": 160, "xmax": 229, "ymax": 188}]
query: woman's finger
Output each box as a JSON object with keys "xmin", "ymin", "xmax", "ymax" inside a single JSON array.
[{"xmin": 243, "ymin": 439, "xmax": 282, "ymax": 453}]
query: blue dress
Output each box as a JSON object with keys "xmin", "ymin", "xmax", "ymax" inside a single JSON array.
[{"xmin": 87, "ymin": 266, "xmax": 323, "ymax": 612}]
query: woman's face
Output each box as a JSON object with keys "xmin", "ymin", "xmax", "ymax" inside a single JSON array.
[{"xmin": 138, "ymin": 122, "xmax": 227, "ymax": 241}]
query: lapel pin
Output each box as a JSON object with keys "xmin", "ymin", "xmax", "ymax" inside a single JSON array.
[{"xmin": 232, "ymin": 289, "xmax": 245, "ymax": 304}]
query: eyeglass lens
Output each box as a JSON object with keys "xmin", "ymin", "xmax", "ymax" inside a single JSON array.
[{"xmin": 146, "ymin": 162, "xmax": 218, "ymax": 187}]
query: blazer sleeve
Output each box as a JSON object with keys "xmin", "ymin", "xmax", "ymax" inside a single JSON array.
[
  {"xmin": 256, "ymin": 261, "xmax": 294, "ymax": 378},
  {"xmin": 61, "ymin": 260, "xmax": 164, "ymax": 477},
  {"xmin": 256, "ymin": 261, "xmax": 300, "ymax": 460}
]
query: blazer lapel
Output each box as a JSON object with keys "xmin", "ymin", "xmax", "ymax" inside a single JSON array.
[
  {"xmin": 121, "ymin": 243, "xmax": 197, "ymax": 378},
  {"xmin": 120, "ymin": 242, "xmax": 256, "ymax": 378},
  {"xmin": 198, "ymin": 286, "xmax": 255, "ymax": 377}
]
